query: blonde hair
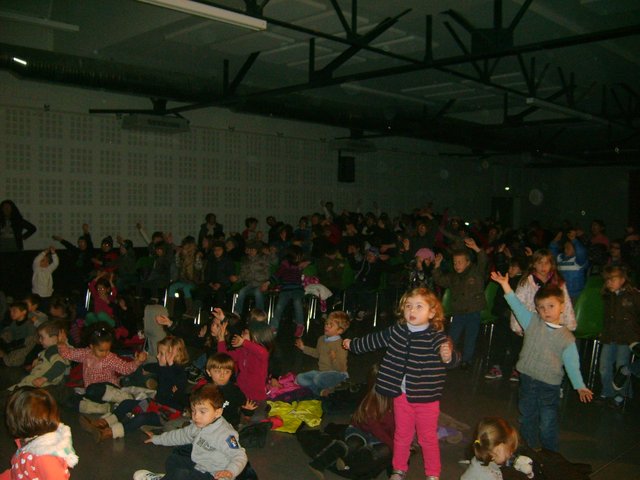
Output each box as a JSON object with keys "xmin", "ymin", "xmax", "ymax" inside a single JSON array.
[
  {"xmin": 249, "ymin": 309, "xmax": 268, "ymax": 323},
  {"xmin": 326, "ymin": 310, "xmax": 350, "ymax": 332},
  {"xmin": 472, "ymin": 417, "xmax": 519, "ymax": 466},
  {"xmin": 157, "ymin": 335, "xmax": 189, "ymax": 366},
  {"xmin": 206, "ymin": 352, "xmax": 235, "ymax": 371},
  {"xmin": 520, "ymin": 249, "xmax": 564, "ymax": 287},
  {"xmin": 397, "ymin": 287, "xmax": 445, "ymax": 332}
]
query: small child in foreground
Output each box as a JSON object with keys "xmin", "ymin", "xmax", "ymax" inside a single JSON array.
[
  {"xmin": 343, "ymin": 287, "xmax": 457, "ymax": 480},
  {"xmin": 461, "ymin": 416, "xmax": 530, "ymax": 480},
  {"xmin": 491, "ymin": 271, "xmax": 592, "ymax": 452},
  {"xmin": 295, "ymin": 310, "xmax": 350, "ymax": 396},
  {"xmin": 1, "ymin": 387, "xmax": 79, "ymax": 479},
  {"xmin": 134, "ymin": 383, "xmax": 248, "ymax": 480}
]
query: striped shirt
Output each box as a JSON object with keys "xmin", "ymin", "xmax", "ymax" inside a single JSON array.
[{"xmin": 350, "ymin": 323, "xmax": 451, "ymax": 403}]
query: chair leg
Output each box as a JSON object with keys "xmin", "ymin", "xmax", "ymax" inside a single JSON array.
[
  {"xmin": 231, "ymin": 293, "xmax": 238, "ymax": 313},
  {"xmin": 84, "ymin": 288, "xmax": 92, "ymax": 311},
  {"xmin": 267, "ymin": 293, "xmax": 276, "ymax": 324},
  {"xmin": 306, "ymin": 296, "xmax": 317, "ymax": 333},
  {"xmin": 373, "ymin": 292, "xmax": 380, "ymax": 328},
  {"xmin": 587, "ymin": 339, "xmax": 601, "ymax": 391}
]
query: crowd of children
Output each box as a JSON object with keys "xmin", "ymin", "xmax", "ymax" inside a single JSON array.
[{"xmin": 1, "ymin": 202, "xmax": 637, "ymax": 479}]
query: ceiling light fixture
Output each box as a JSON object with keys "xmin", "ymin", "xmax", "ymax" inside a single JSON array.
[
  {"xmin": 525, "ymin": 97, "xmax": 610, "ymax": 126},
  {"xmin": 137, "ymin": 0, "xmax": 267, "ymax": 31}
]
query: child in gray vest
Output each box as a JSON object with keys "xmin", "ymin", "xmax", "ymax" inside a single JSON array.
[{"xmin": 490, "ymin": 271, "xmax": 592, "ymax": 452}]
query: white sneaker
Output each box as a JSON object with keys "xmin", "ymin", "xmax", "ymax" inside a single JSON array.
[{"xmin": 133, "ymin": 470, "xmax": 164, "ymax": 480}]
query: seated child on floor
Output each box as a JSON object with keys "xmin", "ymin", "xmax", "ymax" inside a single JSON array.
[
  {"xmin": 2, "ymin": 387, "xmax": 79, "ymax": 480},
  {"xmin": 295, "ymin": 311, "xmax": 350, "ymax": 396},
  {"xmin": 134, "ymin": 384, "xmax": 248, "ymax": 480},
  {"xmin": 80, "ymin": 335, "xmax": 189, "ymax": 442},
  {"xmin": 202, "ymin": 352, "xmax": 258, "ymax": 429},
  {"xmin": 58, "ymin": 322, "xmax": 147, "ymax": 412},
  {"xmin": 216, "ymin": 309, "xmax": 273, "ymax": 404},
  {"xmin": 461, "ymin": 417, "xmax": 522, "ymax": 480},
  {"xmin": 25, "ymin": 293, "xmax": 48, "ymax": 327},
  {"xmin": 0, "ymin": 301, "xmax": 37, "ymax": 367},
  {"xmin": 9, "ymin": 320, "xmax": 69, "ymax": 391}
]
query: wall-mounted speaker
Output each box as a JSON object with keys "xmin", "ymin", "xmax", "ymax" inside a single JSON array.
[{"xmin": 338, "ymin": 154, "xmax": 355, "ymax": 183}]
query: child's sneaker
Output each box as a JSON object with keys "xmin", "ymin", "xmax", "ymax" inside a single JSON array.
[
  {"xmin": 389, "ymin": 470, "xmax": 407, "ymax": 480},
  {"xmin": 608, "ymin": 395, "xmax": 624, "ymax": 410},
  {"xmin": 484, "ymin": 366, "xmax": 502, "ymax": 379},
  {"xmin": 509, "ymin": 370, "xmax": 520, "ymax": 382},
  {"xmin": 294, "ymin": 324, "xmax": 305, "ymax": 338},
  {"xmin": 133, "ymin": 470, "xmax": 164, "ymax": 480},
  {"xmin": 613, "ymin": 366, "xmax": 629, "ymax": 391}
]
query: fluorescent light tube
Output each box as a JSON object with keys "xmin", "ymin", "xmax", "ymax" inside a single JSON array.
[
  {"xmin": 0, "ymin": 10, "xmax": 80, "ymax": 32},
  {"xmin": 137, "ymin": 0, "xmax": 266, "ymax": 31},
  {"xmin": 12, "ymin": 57, "xmax": 27, "ymax": 66}
]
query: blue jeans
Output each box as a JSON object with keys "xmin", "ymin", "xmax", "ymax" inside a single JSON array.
[
  {"xmin": 113, "ymin": 399, "xmax": 162, "ymax": 433},
  {"xmin": 449, "ymin": 311, "xmax": 481, "ymax": 363},
  {"xmin": 164, "ymin": 451, "xmax": 212, "ymax": 480},
  {"xmin": 519, "ymin": 374, "xmax": 560, "ymax": 451},
  {"xmin": 296, "ymin": 370, "xmax": 348, "ymax": 396},
  {"xmin": 599, "ymin": 343, "xmax": 631, "ymax": 398},
  {"xmin": 270, "ymin": 289, "xmax": 304, "ymax": 331},
  {"xmin": 234, "ymin": 285, "xmax": 265, "ymax": 315}
]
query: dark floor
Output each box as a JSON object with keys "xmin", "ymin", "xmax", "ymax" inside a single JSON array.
[{"xmin": 1, "ymin": 319, "xmax": 639, "ymax": 480}]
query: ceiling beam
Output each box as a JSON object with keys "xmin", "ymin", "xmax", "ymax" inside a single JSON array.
[{"xmin": 166, "ymin": 23, "xmax": 640, "ymax": 114}]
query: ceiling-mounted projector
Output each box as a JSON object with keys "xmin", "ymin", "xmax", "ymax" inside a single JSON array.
[{"xmin": 121, "ymin": 114, "xmax": 189, "ymax": 133}]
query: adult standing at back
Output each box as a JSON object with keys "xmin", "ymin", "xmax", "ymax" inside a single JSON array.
[
  {"xmin": 198, "ymin": 213, "xmax": 224, "ymax": 248},
  {"xmin": 0, "ymin": 199, "xmax": 36, "ymax": 252},
  {"xmin": 0, "ymin": 200, "xmax": 37, "ymax": 295}
]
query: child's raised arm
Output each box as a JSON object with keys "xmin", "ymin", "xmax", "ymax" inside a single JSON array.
[{"xmin": 490, "ymin": 271, "xmax": 513, "ymax": 295}]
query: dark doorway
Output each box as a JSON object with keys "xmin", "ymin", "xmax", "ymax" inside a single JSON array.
[{"xmin": 491, "ymin": 197, "xmax": 514, "ymax": 227}]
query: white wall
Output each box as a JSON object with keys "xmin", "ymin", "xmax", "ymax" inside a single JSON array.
[
  {"xmin": 0, "ymin": 72, "xmax": 497, "ymax": 249},
  {"xmin": 2, "ymin": 72, "xmax": 630, "ymax": 249}
]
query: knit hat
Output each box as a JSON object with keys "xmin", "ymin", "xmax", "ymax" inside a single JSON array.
[{"xmin": 415, "ymin": 248, "xmax": 435, "ymax": 262}]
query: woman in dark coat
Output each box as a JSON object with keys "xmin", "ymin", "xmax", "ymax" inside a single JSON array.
[{"xmin": 0, "ymin": 199, "xmax": 36, "ymax": 252}]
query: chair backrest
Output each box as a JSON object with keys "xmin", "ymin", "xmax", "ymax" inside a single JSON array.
[
  {"xmin": 573, "ymin": 287, "xmax": 604, "ymax": 339},
  {"xmin": 340, "ymin": 261, "xmax": 355, "ymax": 290},
  {"xmin": 480, "ymin": 281, "xmax": 500, "ymax": 324},
  {"xmin": 303, "ymin": 262, "xmax": 318, "ymax": 278},
  {"xmin": 584, "ymin": 275, "xmax": 604, "ymax": 290},
  {"xmin": 441, "ymin": 288, "xmax": 453, "ymax": 317}
]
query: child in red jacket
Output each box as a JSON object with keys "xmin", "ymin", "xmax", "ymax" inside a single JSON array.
[{"xmin": 1, "ymin": 387, "xmax": 79, "ymax": 480}]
